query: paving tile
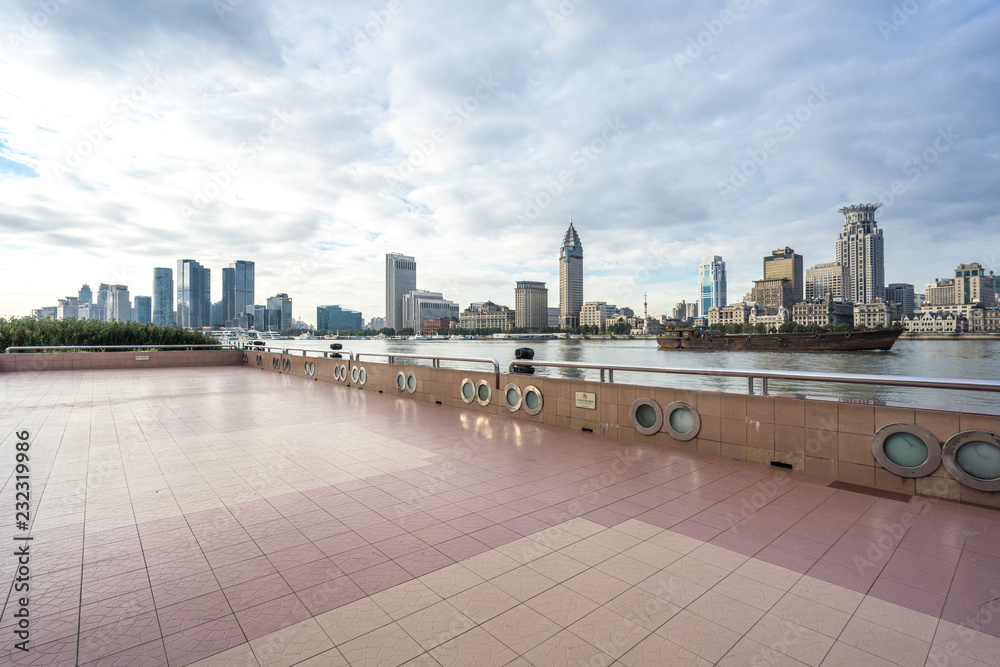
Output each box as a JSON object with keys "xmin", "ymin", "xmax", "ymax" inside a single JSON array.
[
  {"xmin": 314, "ymin": 596, "xmax": 392, "ymax": 645},
  {"xmin": 338, "ymin": 621, "xmax": 424, "ymax": 667},
  {"xmin": 482, "ymin": 603, "xmax": 561, "ymax": 654},
  {"xmin": 839, "ymin": 615, "xmax": 932, "ymax": 665},
  {"xmin": 655, "ymin": 608, "xmax": 743, "ymax": 663},
  {"xmin": 522, "ymin": 628, "xmax": 610, "ymax": 666},
  {"xmin": 524, "ymin": 583, "xmax": 601, "ymax": 627},
  {"xmin": 249, "ymin": 617, "xmax": 334, "ymax": 667},
  {"xmin": 605, "ymin": 586, "xmax": 682, "ymax": 631},
  {"xmin": 428, "ymin": 626, "xmax": 516, "ymax": 667},
  {"xmin": 747, "ymin": 612, "xmax": 836, "ymax": 666},
  {"xmin": 618, "ymin": 631, "xmax": 714, "ymax": 666},
  {"xmin": 371, "ymin": 579, "xmax": 444, "ymax": 621},
  {"xmin": 447, "ymin": 581, "xmax": 519, "ymax": 625},
  {"xmin": 397, "ymin": 599, "xmax": 475, "ymax": 651}
]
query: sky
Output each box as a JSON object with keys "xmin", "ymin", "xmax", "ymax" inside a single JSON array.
[{"xmin": 1, "ymin": 0, "xmax": 998, "ymax": 326}]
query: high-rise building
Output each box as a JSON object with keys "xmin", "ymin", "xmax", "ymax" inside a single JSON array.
[
  {"xmin": 33, "ymin": 307, "xmax": 57, "ymax": 320},
  {"xmin": 153, "ymin": 268, "xmax": 174, "ymax": 327},
  {"xmin": 221, "ymin": 266, "xmax": 236, "ymax": 325},
  {"xmin": 208, "ymin": 301, "xmax": 221, "ymax": 328},
  {"xmin": 580, "ymin": 301, "xmax": 608, "ymax": 332},
  {"xmin": 401, "ymin": 290, "xmax": 459, "ymax": 334},
  {"xmin": 750, "ymin": 278, "xmax": 793, "ymax": 312},
  {"xmin": 954, "ymin": 263, "xmax": 996, "ymax": 306},
  {"xmin": 925, "ymin": 279, "xmax": 955, "ymax": 306},
  {"xmin": 176, "ymin": 260, "xmax": 211, "ymax": 328},
  {"xmin": 78, "ymin": 303, "xmax": 106, "ymax": 321},
  {"xmin": 133, "ymin": 296, "xmax": 152, "ymax": 324},
  {"xmin": 515, "ymin": 280, "xmax": 549, "ymax": 332},
  {"xmin": 266, "ymin": 294, "xmax": 293, "ymax": 331},
  {"xmin": 547, "ymin": 307, "xmax": 560, "ymax": 327},
  {"xmin": 78, "ymin": 284, "xmax": 92, "ymax": 304},
  {"xmin": 385, "ymin": 253, "xmax": 417, "ymax": 331},
  {"xmin": 698, "ymin": 255, "xmax": 727, "ymax": 316},
  {"xmin": 763, "ymin": 247, "xmax": 803, "ymax": 303},
  {"xmin": 109, "ymin": 285, "xmax": 131, "ymax": 321},
  {"xmin": 367, "ymin": 317, "xmax": 385, "ymax": 331},
  {"xmin": 57, "ymin": 297, "xmax": 80, "ymax": 320},
  {"xmin": 96, "ymin": 283, "xmax": 111, "ymax": 317},
  {"xmin": 885, "ymin": 283, "xmax": 916, "ymax": 318},
  {"xmin": 317, "ymin": 305, "xmax": 363, "ymax": 331},
  {"xmin": 836, "ymin": 203, "xmax": 885, "ymax": 304},
  {"xmin": 559, "ymin": 221, "xmax": 584, "ymax": 329},
  {"xmin": 805, "ymin": 262, "xmax": 845, "ymax": 301},
  {"xmin": 230, "ymin": 260, "xmax": 255, "ymax": 318}
]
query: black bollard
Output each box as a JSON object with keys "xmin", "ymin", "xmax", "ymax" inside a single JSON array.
[{"xmin": 512, "ymin": 347, "xmax": 535, "ymax": 375}]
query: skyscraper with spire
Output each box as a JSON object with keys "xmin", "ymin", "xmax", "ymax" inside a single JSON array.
[{"xmin": 559, "ymin": 219, "xmax": 583, "ymax": 329}]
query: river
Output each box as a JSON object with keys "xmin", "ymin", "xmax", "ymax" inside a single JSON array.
[{"xmin": 248, "ymin": 337, "xmax": 1000, "ymax": 411}]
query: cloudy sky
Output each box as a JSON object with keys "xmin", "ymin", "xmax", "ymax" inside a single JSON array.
[{"xmin": 1, "ymin": 0, "xmax": 998, "ymax": 324}]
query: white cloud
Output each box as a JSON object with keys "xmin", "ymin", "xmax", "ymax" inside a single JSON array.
[{"xmin": 1, "ymin": 0, "xmax": 998, "ymax": 322}]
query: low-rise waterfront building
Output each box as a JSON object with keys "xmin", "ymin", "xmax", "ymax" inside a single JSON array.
[
  {"xmin": 854, "ymin": 300, "xmax": 901, "ymax": 328},
  {"xmin": 402, "ymin": 290, "xmax": 459, "ymax": 334},
  {"xmin": 791, "ymin": 297, "xmax": 853, "ymax": 328},
  {"xmin": 317, "ymin": 305, "xmax": 363, "ymax": 331},
  {"xmin": 459, "ymin": 301, "xmax": 515, "ymax": 331},
  {"xmin": 902, "ymin": 312, "xmax": 959, "ymax": 333},
  {"xmin": 748, "ymin": 305, "xmax": 790, "ymax": 331},
  {"xmin": 707, "ymin": 302, "xmax": 752, "ymax": 327}
]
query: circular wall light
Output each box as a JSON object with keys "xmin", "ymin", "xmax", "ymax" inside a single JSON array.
[
  {"xmin": 358, "ymin": 368, "xmax": 367, "ymax": 386},
  {"xmin": 630, "ymin": 398, "xmax": 663, "ymax": 436},
  {"xmin": 256, "ymin": 354, "xmax": 263, "ymax": 366},
  {"xmin": 870, "ymin": 423, "xmax": 941, "ymax": 478},
  {"xmin": 476, "ymin": 380, "xmax": 492, "ymax": 406},
  {"xmin": 272, "ymin": 357, "xmax": 279, "ymax": 370},
  {"xmin": 460, "ymin": 378, "xmax": 475, "ymax": 404},
  {"xmin": 282, "ymin": 358, "xmax": 291, "ymax": 372},
  {"xmin": 942, "ymin": 430, "xmax": 1000, "ymax": 492},
  {"xmin": 351, "ymin": 366, "xmax": 360, "ymax": 383},
  {"xmin": 396, "ymin": 371, "xmax": 406, "ymax": 392},
  {"xmin": 663, "ymin": 401, "xmax": 700, "ymax": 441},
  {"xmin": 406, "ymin": 373, "xmax": 417, "ymax": 393},
  {"xmin": 504, "ymin": 383, "xmax": 523, "ymax": 412},
  {"xmin": 340, "ymin": 364, "xmax": 348, "ymax": 381},
  {"xmin": 523, "ymin": 386, "xmax": 543, "ymax": 415}
]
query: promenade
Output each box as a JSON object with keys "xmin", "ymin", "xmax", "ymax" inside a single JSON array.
[{"xmin": 1, "ymin": 366, "xmax": 998, "ymax": 666}]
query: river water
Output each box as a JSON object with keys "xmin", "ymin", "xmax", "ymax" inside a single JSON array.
[{"xmin": 251, "ymin": 337, "xmax": 1000, "ymax": 411}]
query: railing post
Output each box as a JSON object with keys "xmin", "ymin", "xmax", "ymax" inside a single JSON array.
[
  {"xmin": 608, "ymin": 369, "xmax": 614, "ymax": 383},
  {"xmin": 747, "ymin": 376, "xmax": 754, "ymax": 395},
  {"xmin": 762, "ymin": 377, "xmax": 768, "ymax": 395}
]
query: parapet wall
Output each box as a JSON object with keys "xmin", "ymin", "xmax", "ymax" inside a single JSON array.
[
  {"xmin": 0, "ymin": 349, "xmax": 244, "ymax": 372},
  {"xmin": 246, "ymin": 349, "xmax": 1000, "ymax": 509}
]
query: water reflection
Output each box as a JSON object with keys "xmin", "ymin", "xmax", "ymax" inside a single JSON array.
[{"xmin": 556, "ymin": 340, "xmax": 586, "ymax": 379}]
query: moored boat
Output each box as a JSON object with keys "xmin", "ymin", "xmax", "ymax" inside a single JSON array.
[{"xmin": 657, "ymin": 328, "xmax": 903, "ymax": 351}]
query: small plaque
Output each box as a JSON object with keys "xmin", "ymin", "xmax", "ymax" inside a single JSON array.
[
  {"xmin": 135, "ymin": 355, "xmax": 149, "ymax": 361},
  {"xmin": 575, "ymin": 391, "xmax": 596, "ymax": 410}
]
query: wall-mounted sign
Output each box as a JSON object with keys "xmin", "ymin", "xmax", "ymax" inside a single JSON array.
[
  {"xmin": 135, "ymin": 355, "xmax": 150, "ymax": 361},
  {"xmin": 575, "ymin": 391, "xmax": 596, "ymax": 410}
]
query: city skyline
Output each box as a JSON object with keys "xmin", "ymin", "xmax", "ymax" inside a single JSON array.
[{"xmin": 2, "ymin": 2, "xmax": 998, "ymax": 321}]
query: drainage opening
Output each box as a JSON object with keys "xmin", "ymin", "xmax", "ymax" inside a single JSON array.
[
  {"xmin": 435, "ymin": 400, "xmax": 442, "ymax": 405},
  {"xmin": 581, "ymin": 427, "xmax": 593, "ymax": 433},
  {"xmin": 770, "ymin": 461, "xmax": 793, "ymax": 469}
]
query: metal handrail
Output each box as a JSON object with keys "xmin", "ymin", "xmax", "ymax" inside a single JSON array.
[
  {"xmin": 4, "ymin": 344, "xmax": 223, "ymax": 353},
  {"xmin": 230, "ymin": 343, "xmax": 356, "ymax": 361},
  {"xmin": 358, "ymin": 352, "xmax": 501, "ymax": 387},
  {"xmin": 505, "ymin": 358, "xmax": 1000, "ymax": 396}
]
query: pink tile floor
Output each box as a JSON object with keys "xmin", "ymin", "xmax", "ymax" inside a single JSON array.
[{"xmin": 1, "ymin": 367, "xmax": 999, "ymax": 665}]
